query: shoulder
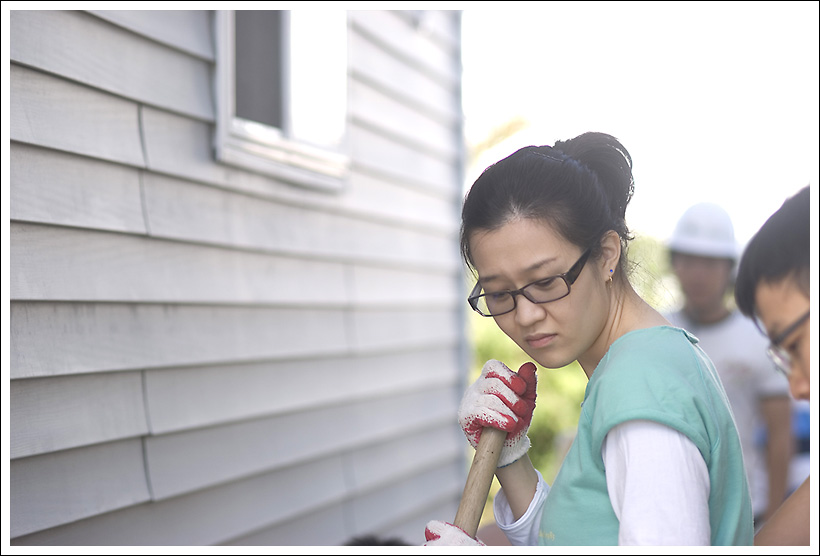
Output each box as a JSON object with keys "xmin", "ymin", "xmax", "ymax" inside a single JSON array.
[
  {"xmin": 585, "ymin": 326, "xmax": 720, "ymax": 449},
  {"xmin": 602, "ymin": 326, "xmax": 702, "ymax": 374}
]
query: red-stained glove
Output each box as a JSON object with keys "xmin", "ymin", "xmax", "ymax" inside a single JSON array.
[
  {"xmin": 458, "ymin": 359, "xmax": 537, "ymax": 468},
  {"xmin": 423, "ymin": 520, "xmax": 486, "ymax": 546}
]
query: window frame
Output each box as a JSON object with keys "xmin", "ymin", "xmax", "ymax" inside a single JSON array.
[{"xmin": 213, "ymin": 10, "xmax": 349, "ymax": 192}]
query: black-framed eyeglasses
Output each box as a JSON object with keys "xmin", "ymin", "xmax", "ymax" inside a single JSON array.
[
  {"xmin": 468, "ymin": 248, "xmax": 592, "ymax": 317},
  {"xmin": 764, "ymin": 310, "xmax": 810, "ymax": 377}
]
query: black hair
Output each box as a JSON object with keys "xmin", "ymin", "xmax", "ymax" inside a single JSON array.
[
  {"xmin": 460, "ymin": 132, "xmax": 635, "ymax": 280},
  {"xmin": 344, "ymin": 534, "xmax": 410, "ymax": 545},
  {"xmin": 735, "ymin": 185, "xmax": 811, "ymax": 317}
]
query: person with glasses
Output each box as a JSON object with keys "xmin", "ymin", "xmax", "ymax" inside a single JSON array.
[
  {"xmin": 664, "ymin": 203, "xmax": 793, "ymax": 530},
  {"xmin": 734, "ymin": 185, "xmax": 811, "ymax": 546},
  {"xmin": 424, "ymin": 132, "xmax": 753, "ymax": 546}
]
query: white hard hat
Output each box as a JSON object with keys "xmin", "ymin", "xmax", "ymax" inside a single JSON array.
[{"xmin": 667, "ymin": 202, "xmax": 739, "ymax": 259}]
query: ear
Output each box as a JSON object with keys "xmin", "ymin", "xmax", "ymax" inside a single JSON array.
[{"xmin": 599, "ymin": 230, "xmax": 621, "ymax": 281}]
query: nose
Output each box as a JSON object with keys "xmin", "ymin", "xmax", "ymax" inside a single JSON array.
[
  {"xmin": 788, "ymin": 364, "xmax": 811, "ymax": 401},
  {"xmin": 513, "ymin": 294, "xmax": 548, "ymax": 327}
]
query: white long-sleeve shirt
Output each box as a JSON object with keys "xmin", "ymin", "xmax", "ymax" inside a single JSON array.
[{"xmin": 494, "ymin": 419, "xmax": 711, "ymax": 545}]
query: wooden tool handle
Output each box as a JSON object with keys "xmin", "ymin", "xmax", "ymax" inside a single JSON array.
[{"xmin": 452, "ymin": 427, "xmax": 507, "ymax": 539}]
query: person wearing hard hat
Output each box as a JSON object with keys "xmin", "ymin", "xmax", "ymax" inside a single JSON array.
[{"xmin": 665, "ymin": 203, "xmax": 794, "ymax": 530}]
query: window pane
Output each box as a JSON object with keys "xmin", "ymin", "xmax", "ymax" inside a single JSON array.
[
  {"xmin": 289, "ymin": 10, "xmax": 347, "ymax": 148},
  {"xmin": 235, "ymin": 10, "xmax": 283, "ymax": 128}
]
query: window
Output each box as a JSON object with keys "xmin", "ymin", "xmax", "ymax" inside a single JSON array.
[{"xmin": 214, "ymin": 10, "xmax": 349, "ymax": 191}]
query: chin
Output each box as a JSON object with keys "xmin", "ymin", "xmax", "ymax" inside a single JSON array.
[{"xmin": 523, "ymin": 349, "xmax": 574, "ymax": 371}]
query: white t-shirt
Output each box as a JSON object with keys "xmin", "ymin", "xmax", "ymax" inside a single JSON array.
[
  {"xmin": 665, "ymin": 309, "xmax": 790, "ymax": 515},
  {"xmin": 494, "ymin": 420, "xmax": 711, "ymax": 545}
]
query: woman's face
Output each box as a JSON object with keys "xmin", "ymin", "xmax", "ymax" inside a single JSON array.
[
  {"xmin": 754, "ymin": 277, "xmax": 811, "ymax": 400},
  {"xmin": 469, "ymin": 218, "xmax": 610, "ymax": 370}
]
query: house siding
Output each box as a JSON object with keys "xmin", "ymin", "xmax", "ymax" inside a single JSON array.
[{"xmin": 10, "ymin": 9, "xmax": 467, "ymax": 545}]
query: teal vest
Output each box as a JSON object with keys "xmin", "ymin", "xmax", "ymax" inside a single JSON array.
[{"xmin": 538, "ymin": 326, "xmax": 753, "ymax": 546}]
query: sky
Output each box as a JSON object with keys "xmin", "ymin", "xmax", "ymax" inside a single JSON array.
[{"xmin": 460, "ymin": 1, "xmax": 819, "ymax": 250}]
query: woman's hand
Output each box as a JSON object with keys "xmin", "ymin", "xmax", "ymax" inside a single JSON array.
[
  {"xmin": 458, "ymin": 359, "xmax": 537, "ymax": 467},
  {"xmin": 424, "ymin": 520, "xmax": 486, "ymax": 545}
]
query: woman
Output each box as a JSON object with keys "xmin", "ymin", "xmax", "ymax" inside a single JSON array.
[
  {"xmin": 734, "ymin": 185, "xmax": 811, "ymax": 546},
  {"xmin": 424, "ymin": 132, "xmax": 753, "ymax": 545}
]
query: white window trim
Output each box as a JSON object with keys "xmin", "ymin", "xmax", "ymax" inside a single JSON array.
[{"xmin": 213, "ymin": 10, "xmax": 349, "ymax": 192}]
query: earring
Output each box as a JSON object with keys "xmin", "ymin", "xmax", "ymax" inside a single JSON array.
[{"xmin": 607, "ymin": 269, "xmax": 613, "ymax": 284}]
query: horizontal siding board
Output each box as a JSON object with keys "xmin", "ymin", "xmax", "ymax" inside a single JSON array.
[
  {"xmin": 145, "ymin": 348, "xmax": 460, "ymax": 434},
  {"xmin": 342, "ymin": 170, "xmax": 458, "ymax": 232},
  {"xmin": 9, "ymin": 7, "xmax": 466, "ymax": 547},
  {"xmin": 350, "ymin": 264, "xmax": 458, "ymax": 306},
  {"xmin": 10, "ymin": 143, "xmax": 147, "ymax": 234},
  {"xmin": 10, "ymin": 10, "xmax": 213, "ymax": 121},
  {"xmin": 11, "ymin": 456, "xmax": 349, "ymax": 545},
  {"xmin": 141, "ymin": 171, "xmax": 459, "ymax": 270},
  {"xmin": 350, "ymin": 122, "xmax": 461, "ymax": 197},
  {"xmin": 10, "ymin": 140, "xmax": 458, "ymax": 238},
  {"xmin": 10, "ymin": 302, "xmax": 349, "ymax": 379},
  {"xmin": 394, "ymin": 10, "xmax": 461, "ymax": 52},
  {"xmin": 10, "ymin": 439, "xmax": 150, "ymax": 538},
  {"xmin": 346, "ymin": 426, "xmax": 465, "ymax": 494},
  {"xmin": 350, "ymin": 11, "xmax": 458, "ymax": 93},
  {"xmin": 348, "ymin": 30, "xmax": 457, "ymax": 123},
  {"xmin": 380, "ymin": 497, "xmax": 461, "ymax": 546},
  {"xmin": 221, "ymin": 502, "xmax": 350, "ymax": 546},
  {"xmin": 349, "ymin": 75, "xmax": 458, "ymax": 160},
  {"xmin": 349, "ymin": 307, "xmax": 459, "ymax": 352},
  {"xmin": 144, "ymin": 389, "xmax": 458, "ymax": 500},
  {"xmin": 10, "ymin": 371, "xmax": 148, "ymax": 459},
  {"xmin": 348, "ymin": 461, "xmax": 464, "ymax": 539},
  {"xmin": 10, "ymin": 222, "xmax": 349, "ymax": 305},
  {"xmin": 139, "ymin": 107, "xmax": 462, "ymax": 232},
  {"xmin": 142, "ymin": 107, "xmax": 462, "ymax": 220},
  {"xmin": 10, "ymin": 64, "xmax": 145, "ymax": 166},
  {"xmin": 88, "ymin": 10, "xmax": 214, "ymax": 61}
]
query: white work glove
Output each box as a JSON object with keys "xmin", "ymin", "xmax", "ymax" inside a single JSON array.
[
  {"xmin": 423, "ymin": 520, "xmax": 485, "ymax": 546},
  {"xmin": 458, "ymin": 359, "xmax": 538, "ymax": 468}
]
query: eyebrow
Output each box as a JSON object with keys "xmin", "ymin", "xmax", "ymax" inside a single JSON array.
[{"xmin": 478, "ymin": 257, "xmax": 559, "ymax": 287}]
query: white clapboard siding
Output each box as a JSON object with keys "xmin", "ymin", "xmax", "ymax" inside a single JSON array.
[
  {"xmin": 344, "ymin": 425, "xmax": 465, "ymax": 494},
  {"xmin": 12, "ymin": 455, "xmax": 464, "ymax": 546},
  {"xmin": 10, "ymin": 140, "xmax": 458, "ymax": 240},
  {"xmin": 356, "ymin": 11, "xmax": 460, "ymax": 82},
  {"xmin": 349, "ymin": 307, "xmax": 459, "ymax": 352},
  {"xmin": 12, "ymin": 221, "xmax": 459, "ymax": 307},
  {"xmin": 12, "ymin": 455, "xmax": 349, "ymax": 545},
  {"xmin": 10, "ymin": 371, "xmax": 148, "ymax": 459},
  {"xmin": 145, "ymin": 348, "xmax": 461, "ymax": 435},
  {"xmin": 10, "ymin": 302, "xmax": 344, "ymax": 378},
  {"xmin": 10, "ymin": 10, "xmax": 213, "ymax": 121},
  {"xmin": 339, "ymin": 169, "xmax": 459, "ymax": 233},
  {"xmin": 10, "ymin": 439, "xmax": 151, "ymax": 538},
  {"xmin": 10, "ymin": 64, "xmax": 145, "ymax": 167},
  {"xmin": 221, "ymin": 503, "xmax": 351, "ymax": 546},
  {"xmin": 349, "ymin": 77, "xmax": 459, "ymax": 161},
  {"xmin": 11, "ymin": 302, "xmax": 459, "ymax": 379},
  {"xmin": 347, "ymin": 461, "xmax": 464, "ymax": 539},
  {"xmin": 139, "ymin": 171, "xmax": 458, "ymax": 270},
  {"xmin": 349, "ymin": 17, "xmax": 457, "ymax": 117},
  {"xmin": 9, "ymin": 143, "xmax": 147, "ymax": 234},
  {"xmin": 144, "ymin": 389, "xmax": 457, "ymax": 500},
  {"xmin": 89, "ymin": 10, "xmax": 214, "ymax": 61},
  {"xmin": 140, "ymin": 104, "xmax": 460, "ymax": 210},
  {"xmin": 350, "ymin": 122, "xmax": 461, "ymax": 197},
  {"xmin": 10, "ymin": 222, "xmax": 349, "ymax": 304},
  {"xmin": 10, "ymin": 9, "xmax": 466, "ymax": 545}
]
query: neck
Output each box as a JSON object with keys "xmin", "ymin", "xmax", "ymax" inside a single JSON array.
[
  {"xmin": 578, "ymin": 283, "xmax": 668, "ymax": 379},
  {"xmin": 683, "ymin": 303, "xmax": 730, "ymax": 325}
]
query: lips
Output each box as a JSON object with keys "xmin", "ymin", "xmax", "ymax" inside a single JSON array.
[{"xmin": 525, "ymin": 333, "xmax": 556, "ymax": 349}]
